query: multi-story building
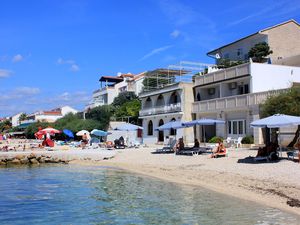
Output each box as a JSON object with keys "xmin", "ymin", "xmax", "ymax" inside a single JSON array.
[
  {"xmin": 86, "ymin": 72, "xmax": 145, "ymax": 110},
  {"xmin": 191, "ymin": 19, "xmax": 300, "ymax": 145},
  {"xmin": 139, "ymin": 78, "xmax": 194, "ymax": 145},
  {"xmin": 192, "ymin": 61, "xmax": 300, "ymax": 144},
  {"xmin": 207, "ymin": 19, "xmax": 300, "ymax": 66}
]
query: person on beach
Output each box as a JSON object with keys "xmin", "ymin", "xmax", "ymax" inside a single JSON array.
[
  {"xmin": 193, "ymin": 139, "xmax": 200, "ymax": 148},
  {"xmin": 293, "ymin": 137, "xmax": 300, "ymax": 163},
  {"xmin": 211, "ymin": 141, "xmax": 226, "ymax": 158},
  {"xmin": 81, "ymin": 133, "xmax": 89, "ymax": 148},
  {"xmin": 256, "ymin": 142, "xmax": 278, "ymax": 158},
  {"xmin": 175, "ymin": 138, "xmax": 185, "ymax": 153}
]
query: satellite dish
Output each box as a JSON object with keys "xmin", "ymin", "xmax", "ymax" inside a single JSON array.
[{"xmin": 215, "ymin": 53, "xmax": 221, "ymax": 59}]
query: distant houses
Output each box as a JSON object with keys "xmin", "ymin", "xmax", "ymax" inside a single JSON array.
[{"xmin": 11, "ymin": 106, "xmax": 78, "ymax": 127}]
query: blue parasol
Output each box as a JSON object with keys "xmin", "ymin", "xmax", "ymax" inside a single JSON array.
[{"xmin": 63, "ymin": 129, "xmax": 74, "ymax": 138}]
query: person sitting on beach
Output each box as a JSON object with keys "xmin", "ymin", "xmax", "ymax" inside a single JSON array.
[
  {"xmin": 211, "ymin": 142, "xmax": 226, "ymax": 158},
  {"xmin": 256, "ymin": 142, "xmax": 278, "ymax": 158},
  {"xmin": 293, "ymin": 137, "xmax": 300, "ymax": 163},
  {"xmin": 193, "ymin": 139, "xmax": 200, "ymax": 148},
  {"xmin": 81, "ymin": 133, "xmax": 89, "ymax": 149},
  {"xmin": 174, "ymin": 138, "xmax": 185, "ymax": 153}
]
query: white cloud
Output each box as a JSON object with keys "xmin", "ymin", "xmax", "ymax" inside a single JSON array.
[
  {"xmin": 14, "ymin": 87, "xmax": 40, "ymax": 95},
  {"xmin": 0, "ymin": 88, "xmax": 89, "ymax": 117},
  {"xmin": 57, "ymin": 57, "xmax": 79, "ymax": 72},
  {"xmin": 57, "ymin": 58, "xmax": 75, "ymax": 65},
  {"xmin": 170, "ymin": 29, "xmax": 180, "ymax": 38},
  {"xmin": 12, "ymin": 54, "xmax": 23, "ymax": 63},
  {"xmin": 0, "ymin": 69, "xmax": 12, "ymax": 78},
  {"xmin": 139, "ymin": 45, "xmax": 173, "ymax": 61},
  {"xmin": 70, "ymin": 64, "xmax": 80, "ymax": 72}
]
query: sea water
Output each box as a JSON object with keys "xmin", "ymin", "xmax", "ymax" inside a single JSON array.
[{"xmin": 0, "ymin": 165, "xmax": 299, "ymax": 225}]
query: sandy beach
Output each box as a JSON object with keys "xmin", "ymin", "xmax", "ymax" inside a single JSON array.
[{"xmin": 72, "ymin": 147, "xmax": 300, "ymax": 216}]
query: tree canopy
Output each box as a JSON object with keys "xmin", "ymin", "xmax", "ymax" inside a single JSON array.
[
  {"xmin": 260, "ymin": 87, "xmax": 300, "ymax": 118},
  {"xmin": 85, "ymin": 105, "xmax": 112, "ymax": 130},
  {"xmin": 112, "ymin": 92, "xmax": 138, "ymax": 107},
  {"xmin": 260, "ymin": 87, "xmax": 300, "ymax": 147},
  {"xmin": 248, "ymin": 42, "xmax": 273, "ymax": 63}
]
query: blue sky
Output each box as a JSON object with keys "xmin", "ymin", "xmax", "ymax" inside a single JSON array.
[{"xmin": 0, "ymin": 0, "xmax": 299, "ymax": 117}]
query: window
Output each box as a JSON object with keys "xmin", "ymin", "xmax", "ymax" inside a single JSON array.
[
  {"xmin": 228, "ymin": 120, "xmax": 246, "ymax": 135},
  {"xmin": 196, "ymin": 92, "xmax": 201, "ymax": 101},
  {"xmin": 148, "ymin": 120, "xmax": 153, "ymax": 136},
  {"xmin": 170, "ymin": 118, "xmax": 176, "ymax": 136},
  {"xmin": 237, "ymin": 48, "xmax": 243, "ymax": 56}
]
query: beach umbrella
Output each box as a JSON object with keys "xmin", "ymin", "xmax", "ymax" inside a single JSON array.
[
  {"xmin": 155, "ymin": 120, "xmax": 190, "ymax": 140},
  {"xmin": 114, "ymin": 123, "xmax": 143, "ymax": 145},
  {"xmin": 114, "ymin": 123, "xmax": 143, "ymax": 131},
  {"xmin": 41, "ymin": 127, "xmax": 61, "ymax": 134},
  {"xmin": 155, "ymin": 121, "xmax": 188, "ymax": 131},
  {"xmin": 251, "ymin": 114, "xmax": 300, "ymax": 157},
  {"xmin": 183, "ymin": 118, "xmax": 225, "ymax": 143},
  {"xmin": 91, "ymin": 129, "xmax": 111, "ymax": 137},
  {"xmin": 63, "ymin": 129, "xmax": 74, "ymax": 138},
  {"xmin": 76, "ymin": 130, "xmax": 90, "ymax": 136},
  {"xmin": 250, "ymin": 114, "xmax": 300, "ymax": 128}
]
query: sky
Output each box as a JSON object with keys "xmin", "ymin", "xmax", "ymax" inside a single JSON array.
[{"xmin": 0, "ymin": 0, "xmax": 300, "ymax": 117}]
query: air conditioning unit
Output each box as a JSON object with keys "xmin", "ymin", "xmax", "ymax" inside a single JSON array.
[
  {"xmin": 229, "ymin": 82, "xmax": 237, "ymax": 89},
  {"xmin": 208, "ymin": 88, "xmax": 215, "ymax": 95}
]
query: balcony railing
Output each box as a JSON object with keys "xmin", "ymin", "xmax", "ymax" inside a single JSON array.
[
  {"xmin": 140, "ymin": 103, "xmax": 182, "ymax": 116},
  {"xmin": 194, "ymin": 63, "xmax": 250, "ymax": 86},
  {"xmin": 192, "ymin": 89, "xmax": 287, "ymax": 113}
]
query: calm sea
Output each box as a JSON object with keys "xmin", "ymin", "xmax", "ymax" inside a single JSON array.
[{"xmin": 0, "ymin": 165, "xmax": 299, "ymax": 225}]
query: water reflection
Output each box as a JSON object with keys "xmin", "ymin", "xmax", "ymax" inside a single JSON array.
[{"xmin": 0, "ymin": 165, "xmax": 298, "ymax": 225}]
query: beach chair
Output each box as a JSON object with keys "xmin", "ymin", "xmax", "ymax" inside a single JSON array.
[
  {"xmin": 234, "ymin": 137, "xmax": 243, "ymax": 148},
  {"xmin": 155, "ymin": 139, "xmax": 176, "ymax": 153},
  {"xmin": 224, "ymin": 137, "xmax": 233, "ymax": 147},
  {"xmin": 287, "ymin": 150, "xmax": 299, "ymax": 161},
  {"xmin": 254, "ymin": 151, "xmax": 279, "ymax": 162}
]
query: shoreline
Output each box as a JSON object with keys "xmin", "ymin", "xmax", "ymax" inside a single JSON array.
[
  {"xmin": 70, "ymin": 147, "xmax": 300, "ymax": 216},
  {"xmin": 1, "ymin": 145, "xmax": 299, "ymax": 216}
]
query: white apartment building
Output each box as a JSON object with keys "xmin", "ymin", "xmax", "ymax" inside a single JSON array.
[
  {"xmin": 11, "ymin": 112, "xmax": 23, "ymax": 127},
  {"xmin": 139, "ymin": 82, "xmax": 194, "ymax": 145},
  {"xmin": 207, "ymin": 19, "xmax": 300, "ymax": 66},
  {"xmin": 86, "ymin": 72, "xmax": 145, "ymax": 110},
  {"xmin": 192, "ymin": 62, "xmax": 300, "ymax": 145},
  {"xmin": 191, "ymin": 19, "xmax": 300, "ymax": 145}
]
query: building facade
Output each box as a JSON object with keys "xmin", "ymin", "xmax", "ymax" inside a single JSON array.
[
  {"xmin": 86, "ymin": 72, "xmax": 145, "ymax": 110},
  {"xmin": 207, "ymin": 19, "xmax": 300, "ymax": 66},
  {"xmin": 192, "ymin": 62, "xmax": 300, "ymax": 144},
  {"xmin": 139, "ymin": 82, "xmax": 194, "ymax": 145}
]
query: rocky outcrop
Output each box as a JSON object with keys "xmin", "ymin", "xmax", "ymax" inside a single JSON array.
[{"xmin": 0, "ymin": 153, "xmax": 70, "ymax": 166}]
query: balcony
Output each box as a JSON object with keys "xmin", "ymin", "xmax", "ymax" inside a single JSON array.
[
  {"xmin": 194, "ymin": 63, "xmax": 250, "ymax": 86},
  {"xmin": 192, "ymin": 89, "xmax": 287, "ymax": 113},
  {"xmin": 139, "ymin": 103, "xmax": 182, "ymax": 116}
]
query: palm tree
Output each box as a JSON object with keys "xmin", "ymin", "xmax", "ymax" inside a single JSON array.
[{"xmin": 19, "ymin": 113, "xmax": 27, "ymax": 122}]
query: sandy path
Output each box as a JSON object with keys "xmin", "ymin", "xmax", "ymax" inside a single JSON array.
[{"xmin": 73, "ymin": 147, "xmax": 300, "ymax": 216}]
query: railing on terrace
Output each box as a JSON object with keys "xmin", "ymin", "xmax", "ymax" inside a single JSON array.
[
  {"xmin": 192, "ymin": 89, "xmax": 287, "ymax": 113},
  {"xmin": 140, "ymin": 103, "xmax": 181, "ymax": 116},
  {"xmin": 194, "ymin": 63, "xmax": 250, "ymax": 86}
]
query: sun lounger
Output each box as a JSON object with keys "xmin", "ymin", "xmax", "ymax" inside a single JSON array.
[
  {"xmin": 254, "ymin": 151, "xmax": 279, "ymax": 162},
  {"xmin": 154, "ymin": 139, "xmax": 176, "ymax": 154},
  {"xmin": 287, "ymin": 150, "xmax": 299, "ymax": 161}
]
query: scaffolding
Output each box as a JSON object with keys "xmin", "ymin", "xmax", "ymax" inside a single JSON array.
[{"xmin": 143, "ymin": 61, "xmax": 214, "ymax": 92}]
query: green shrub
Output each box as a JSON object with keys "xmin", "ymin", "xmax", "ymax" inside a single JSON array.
[
  {"xmin": 208, "ymin": 136, "xmax": 223, "ymax": 143},
  {"xmin": 241, "ymin": 135, "xmax": 254, "ymax": 144}
]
